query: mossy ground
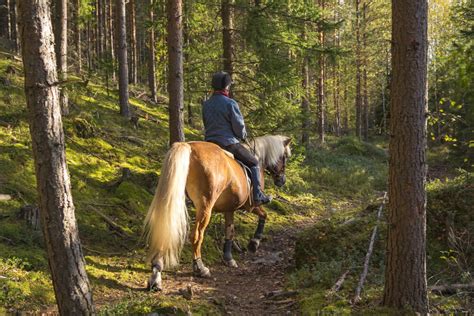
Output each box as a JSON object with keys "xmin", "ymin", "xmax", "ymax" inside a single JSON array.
[
  {"xmin": 0, "ymin": 52, "xmax": 323, "ymax": 314},
  {"xmin": 0, "ymin": 53, "xmax": 471, "ymax": 314},
  {"xmin": 289, "ymin": 150, "xmax": 472, "ymax": 314}
]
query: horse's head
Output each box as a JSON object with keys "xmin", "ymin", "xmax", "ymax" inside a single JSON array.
[{"xmin": 265, "ymin": 137, "xmax": 291, "ymax": 187}]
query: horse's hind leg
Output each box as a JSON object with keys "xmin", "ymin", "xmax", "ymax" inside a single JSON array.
[
  {"xmin": 191, "ymin": 205, "xmax": 212, "ymax": 278},
  {"xmin": 147, "ymin": 255, "xmax": 164, "ymax": 291},
  {"xmin": 223, "ymin": 211, "xmax": 238, "ymax": 268},
  {"xmin": 248, "ymin": 206, "xmax": 267, "ymax": 253}
]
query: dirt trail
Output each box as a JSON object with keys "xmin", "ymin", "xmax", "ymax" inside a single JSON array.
[{"xmin": 159, "ymin": 220, "xmax": 314, "ymax": 315}]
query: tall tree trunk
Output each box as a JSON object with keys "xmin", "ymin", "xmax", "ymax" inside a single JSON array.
[
  {"xmin": 98, "ymin": 0, "xmax": 105, "ymax": 59},
  {"xmin": 166, "ymin": 0, "xmax": 185, "ymax": 144},
  {"xmin": 354, "ymin": 0, "xmax": 362, "ymax": 138},
  {"xmin": 10, "ymin": 0, "xmax": 19, "ymax": 52},
  {"xmin": 317, "ymin": 0, "xmax": 325, "ymax": 144},
  {"xmin": 87, "ymin": 20, "xmax": 92, "ymax": 71},
  {"xmin": 0, "ymin": 0, "xmax": 11, "ymax": 39},
  {"xmin": 334, "ymin": 3, "xmax": 341, "ymax": 137},
  {"xmin": 128, "ymin": 0, "xmax": 137, "ymax": 84},
  {"xmin": 18, "ymin": 1, "xmax": 95, "ymax": 313},
  {"xmin": 116, "ymin": 0, "xmax": 130, "ymax": 117},
  {"xmin": 95, "ymin": 1, "xmax": 100, "ymax": 61},
  {"xmin": 362, "ymin": 66, "xmax": 369, "ymax": 140},
  {"xmin": 221, "ymin": 0, "xmax": 234, "ymax": 77},
  {"xmin": 148, "ymin": 0, "xmax": 157, "ymax": 103},
  {"xmin": 107, "ymin": 0, "xmax": 115, "ymax": 81},
  {"xmin": 383, "ymin": 0, "xmax": 428, "ymax": 313},
  {"xmin": 334, "ymin": 64, "xmax": 341, "ymax": 137},
  {"xmin": 343, "ymin": 71, "xmax": 349, "ymax": 134},
  {"xmin": 301, "ymin": 52, "xmax": 310, "ymax": 147},
  {"xmin": 74, "ymin": 0, "xmax": 82, "ymax": 74},
  {"xmin": 361, "ymin": 2, "xmax": 369, "ymax": 141},
  {"xmin": 54, "ymin": 0, "xmax": 68, "ymax": 115}
]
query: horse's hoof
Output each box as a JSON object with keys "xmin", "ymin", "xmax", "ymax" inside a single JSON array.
[
  {"xmin": 193, "ymin": 266, "xmax": 211, "ymax": 278},
  {"xmin": 224, "ymin": 259, "xmax": 238, "ymax": 268},
  {"xmin": 248, "ymin": 238, "xmax": 260, "ymax": 253},
  {"xmin": 147, "ymin": 280, "xmax": 162, "ymax": 292}
]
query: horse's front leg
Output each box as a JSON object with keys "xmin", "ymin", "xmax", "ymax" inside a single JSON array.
[
  {"xmin": 223, "ymin": 211, "xmax": 238, "ymax": 268},
  {"xmin": 248, "ymin": 206, "xmax": 267, "ymax": 253}
]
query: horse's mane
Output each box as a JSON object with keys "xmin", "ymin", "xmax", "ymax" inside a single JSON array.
[{"xmin": 248, "ymin": 135, "xmax": 291, "ymax": 167}]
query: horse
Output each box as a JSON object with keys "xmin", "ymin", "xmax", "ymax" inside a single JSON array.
[{"xmin": 144, "ymin": 135, "xmax": 292, "ymax": 290}]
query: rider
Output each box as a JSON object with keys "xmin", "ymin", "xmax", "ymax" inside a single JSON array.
[{"xmin": 202, "ymin": 71, "xmax": 272, "ymax": 206}]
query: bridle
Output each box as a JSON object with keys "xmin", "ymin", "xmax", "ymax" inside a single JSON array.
[{"xmin": 265, "ymin": 154, "xmax": 287, "ymax": 179}]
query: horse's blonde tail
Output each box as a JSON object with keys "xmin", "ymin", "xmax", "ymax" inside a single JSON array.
[{"xmin": 144, "ymin": 142, "xmax": 191, "ymax": 268}]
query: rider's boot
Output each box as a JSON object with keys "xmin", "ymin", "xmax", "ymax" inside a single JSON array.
[{"xmin": 250, "ymin": 166, "xmax": 272, "ymax": 206}]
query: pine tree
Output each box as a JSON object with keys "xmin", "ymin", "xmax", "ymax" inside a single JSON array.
[
  {"xmin": 383, "ymin": 0, "xmax": 429, "ymax": 313},
  {"xmin": 18, "ymin": 0, "xmax": 95, "ymax": 313}
]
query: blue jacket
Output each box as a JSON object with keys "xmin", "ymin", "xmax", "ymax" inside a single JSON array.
[{"xmin": 202, "ymin": 94, "xmax": 247, "ymax": 146}]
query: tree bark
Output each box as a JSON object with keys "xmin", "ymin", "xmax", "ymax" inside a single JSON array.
[
  {"xmin": 18, "ymin": 1, "xmax": 95, "ymax": 313},
  {"xmin": 301, "ymin": 53, "xmax": 310, "ymax": 147},
  {"xmin": 362, "ymin": 66, "xmax": 369, "ymax": 140},
  {"xmin": 343, "ymin": 64, "xmax": 349, "ymax": 134},
  {"xmin": 74, "ymin": 0, "xmax": 82, "ymax": 74},
  {"xmin": 87, "ymin": 20, "xmax": 93, "ymax": 71},
  {"xmin": 334, "ymin": 64, "xmax": 341, "ymax": 137},
  {"xmin": 317, "ymin": 0, "xmax": 325, "ymax": 144},
  {"xmin": 354, "ymin": 0, "xmax": 362, "ymax": 138},
  {"xmin": 361, "ymin": 2, "xmax": 369, "ymax": 141},
  {"xmin": 0, "ymin": 0, "xmax": 11, "ymax": 39},
  {"xmin": 53, "ymin": 0, "xmax": 68, "ymax": 115},
  {"xmin": 166, "ymin": 0, "xmax": 185, "ymax": 144},
  {"xmin": 334, "ymin": 6, "xmax": 341, "ymax": 137},
  {"xmin": 221, "ymin": 0, "xmax": 234, "ymax": 77},
  {"xmin": 383, "ymin": 0, "xmax": 429, "ymax": 313},
  {"xmin": 116, "ymin": 0, "xmax": 130, "ymax": 118},
  {"xmin": 10, "ymin": 0, "xmax": 19, "ymax": 52},
  {"xmin": 148, "ymin": 0, "xmax": 157, "ymax": 103},
  {"xmin": 128, "ymin": 0, "xmax": 137, "ymax": 84},
  {"xmin": 107, "ymin": 0, "xmax": 115, "ymax": 81}
]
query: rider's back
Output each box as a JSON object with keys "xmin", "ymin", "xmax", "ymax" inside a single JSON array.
[{"xmin": 202, "ymin": 94, "xmax": 246, "ymax": 147}]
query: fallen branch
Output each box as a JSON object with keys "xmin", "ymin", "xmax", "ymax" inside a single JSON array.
[
  {"xmin": 353, "ymin": 191, "xmax": 387, "ymax": 304},
  {"xmin": 331, "ymin": 269, "xmax": 350, "ymax": 293},
  {"xmin": 90, "ymin": 207, "xmax": 132, "ymax": 239},
  {"xmin": 0, "ymin": 235, "xmax": 14, "ymax": 245},
  {"xmin": 119, "ymin": 135, "xmax": 145, "ymax": 146},
  {"xmin": 430, "ymin": 282, "xmax": 474, "ymax": 295}
]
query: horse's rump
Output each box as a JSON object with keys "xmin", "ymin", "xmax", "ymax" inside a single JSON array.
[{"xmin": 186, "ymin": 141, "xmax": 250, "ymax": 212}]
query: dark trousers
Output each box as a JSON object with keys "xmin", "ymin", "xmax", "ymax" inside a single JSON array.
[{"xmin": 218, "ymin": 143, "xmax": 258, "ymax": 168}]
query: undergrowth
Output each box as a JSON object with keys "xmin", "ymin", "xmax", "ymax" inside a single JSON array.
[
  {"xmin": 289, "ymin": 158, "xmax": 472, "ymax": 314},
  {"xmin": 1, "ymin": 52, "xmax": 470, "ymax": 314},
  {"xmin": 0, "ymin": 52, "xmax": 321, "ymax": 313}
]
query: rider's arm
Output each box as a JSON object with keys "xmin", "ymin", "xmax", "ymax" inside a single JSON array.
[{"xmin": 229, "ymin": 100, "xmax": 247, "ymax": 141}]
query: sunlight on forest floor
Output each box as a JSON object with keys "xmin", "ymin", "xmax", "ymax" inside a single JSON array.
[{"xmin": 0, "ymin": 55, "xmax": 472, "ymax": 314}]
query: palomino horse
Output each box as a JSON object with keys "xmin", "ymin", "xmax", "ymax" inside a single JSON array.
[{"xmin": 144, "ymin": 135, "xmax": 291, "ymax": 290}]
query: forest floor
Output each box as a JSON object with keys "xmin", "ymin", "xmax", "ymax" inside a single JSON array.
[
  {"xmin": 0, "ymin": 52, "xmax": 472, "ymax": 315},
  {"xmin": 140, "ymin": 217, "xmax": 316, "ymax": 316}
]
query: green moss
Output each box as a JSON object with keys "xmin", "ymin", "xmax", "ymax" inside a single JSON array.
[{"xmin": 115, "ymin": 181, "xmax": 153, "ymax": 213}]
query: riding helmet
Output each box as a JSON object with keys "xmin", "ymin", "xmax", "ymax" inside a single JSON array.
[{"xmin": 211, "ymin": 71, "xmax": 232, "ymax": 90}]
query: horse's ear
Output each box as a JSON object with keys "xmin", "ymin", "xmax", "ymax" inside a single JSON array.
[{"xmin": 283, "ymin": 137, "xmax": 292, "ymax": 146}]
